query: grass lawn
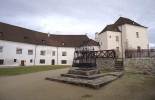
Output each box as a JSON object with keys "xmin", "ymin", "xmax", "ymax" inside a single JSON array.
[{"xmin": 0, "ymin": 65, "xmax": 70, "ymax": 76}]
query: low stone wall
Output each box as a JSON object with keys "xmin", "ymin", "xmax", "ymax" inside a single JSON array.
[
  {"xmin": 124, "ymin": 58, "xmax": 155, "ymax": 75},
  {"xmin": 96, "ymin": 58, "xmax": 115, "ymax": 71},
  {"xmin": 96, "ymin": 57, "xmax": 155, "ymax": 75}
]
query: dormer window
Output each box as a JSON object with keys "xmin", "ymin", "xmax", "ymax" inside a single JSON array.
[
  {"xmin": 42, "ymin": 40, "xmax": 46, "ymax": 44},
  {"xmin": 24, "ymin": 36, "xmax": 28, "ymax": 39},
  {"xmin": 136, "ymin": 32, "xmax": 139, "ymax": 38},
  {"xmin": 0, "ymin": 32, "xmax": 3, "ymax": 37}
]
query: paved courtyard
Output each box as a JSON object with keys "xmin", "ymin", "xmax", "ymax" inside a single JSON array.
[{"xmin": 0, "ymin": 68, "xmax": 155, "ymax": 100}]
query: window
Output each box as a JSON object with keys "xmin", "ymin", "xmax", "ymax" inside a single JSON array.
[
  {"xmin": 136, "ymin": 32, "xmax": 139, "ymax": 38},
  {"xmin": 116, "ymin": 36, "xmax": 119, "ymax": 41},
  {"xmin": 28, "ymin": 49, "xmax": 33, "ymax": 55},
  {"xmin": 137, "ymin": 46, "xmax": 141, "ymax": 52},
  {"xmin": 0, "ymin": 32, "xmax": 3, "ymax": 37},
  {"xmin": 109, "ymin": 35, "xmax": 111, "ymax": 38},
  {"xmin": 62, "ymin": 51, "xmax": 67, "ymax": 56},
  {"xmin": 30, "ymin": 59, "xmax": 33, "ymax": 63},
  {"xmin": 0, "ymin": 46, "xmax": 3, "ymax": 53},
  {"xmin": 40, "ymin": 59, "xmax": 45, "ymax": 64},
  {"xmin": 24, "ymin": 36, "xmax": 28, "ymax": 39},
  {"xmin": 61, "ymin": 60, "xmax": 67, "ymax": 64},
  {"xmin": 100, "ymin": 42, "xmax": 102, "ymax": 45},
  {"xmin": 14, "ymin": 59, "xmax": 17, "ymax": 62},
  {"xmin": 42, "ymin": 40, "xmax": 46, "ymax": 44},
  {"xmin": 16, "ymin": 48, "xmax": 22, "ymax": 54},
  {"xmin": 0, "ymin": 59, "xmax": 4, "ymax": 65},
  {"xmin": 40, "ymin": 50, "xmax": 46, "ymax": 55},
  {"xmin": 52, "ymin": 51, "xmax": 55, "ymax": 56}
]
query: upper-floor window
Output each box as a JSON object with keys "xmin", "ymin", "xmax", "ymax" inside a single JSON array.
[
  {"xmin": 136, "ymin": 32, "xmax": 139, "ymax": 38},
  {"xmin": 28, "ymin": 49, "xmax": 33, "ymax": 55},
  {"xmin": 62, "ymin": 51, "xmax": 67, "ymax": 56},
  {"xmin": 0, "ymin": 46, "xmax": 3, "ymax": 53},
  {"xmin": 40, "ymin": 50, "xmax": 46, "ymax": 55},
  {"xmin": 116, "ymin": 36, "xmax": 119, "ymax": 41},
  {"xmin": 52, "ymin": 51, "xmax": 55, "ymax": 56},
  {"xmin": 137, "ymin": 46, "xmax": 141, "ymax": 52},
  {"xmin": 16, "ymin": 48, "xmax": 22, "ymax": 54}
]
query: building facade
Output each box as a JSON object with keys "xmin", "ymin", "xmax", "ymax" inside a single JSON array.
[
  {"xmin": 0, "ymin": 22, "xmax": 99, "ymax": 67},
  {"xmin": 95, "ymin": 17, "xmax": 149, "ymax": 58}
]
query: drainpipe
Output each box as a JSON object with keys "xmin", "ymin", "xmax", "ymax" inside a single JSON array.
[
  {"xmin": 120, "ymin": 25, "xmax": 124, "ymax": 67},
  {"xmin": 34, "ymin": 45, "xmax": 37, "ymax": 66},
  {"xmin": 121, "ymin": 26, "xmax": 124, "ymax": 59},
  {"xmin": 57, "ymin": 47, "xmax": 58, "ymax": 65}
]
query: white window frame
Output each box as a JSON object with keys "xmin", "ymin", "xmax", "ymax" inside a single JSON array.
[
  {"xmin": 28, "ymin": 49, "xmax": 33, "ymax": 55},
  {"xmin": 52, "ymin": 51, "xmax": 55, "ymax": 56},
  {"xmin": 61, "ymin": 60, "xmax": 67, "ymax": 64},
  {"xmin": 40, "ymin": 50, "xmax": 46, "ymax": 56},
  {"xmin": 62, "ymin": 51, "xmax": 67, "ymax": 56},
  {"xmin": 0, "ymin": 46, "xmax": 3, "ymax": 53},
  {"xmin": 16, "ymin": 48, "xmax": 22, "ymax": 54}
]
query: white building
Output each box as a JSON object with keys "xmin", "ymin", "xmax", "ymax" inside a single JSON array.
[
  {"xmin": 95, "ymin": 17, "xmax": 149, "ymax": 58},
  {"xmin": 0, "ymin": 22, "xmax": 99, "ymax": 67}
]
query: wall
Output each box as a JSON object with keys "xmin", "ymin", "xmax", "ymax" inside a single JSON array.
[
  {"xmin": 0, "ymin": 40, "xmax": 75, "ymax": 67},
  {"xmin": 57, "ymin": 47, "xmax": 75, "ymax": 65},
  {"xmin": 107, "ymin": 31, "xmax": 121, "ymax": 50},
  {"xmin": 123, "ymin": 24, "xmax": 149, "ymax": 49},
  {"xmin": 96, "ymin": 58, "xmax": 115, "ymax": 70},
  {"xmin": 96, "ymin": 57, "xmax": 155, "ymax": 75},
  {"xmin": 96, "ymin": 32, "xmax": 108, "ymax": 50},
  {"xmin": 124, "ymin": 58, "xmax": 155, "ymax": 75},
  {"xmin": 35, "ymin": 45, "xmax": 57, "ymax": 65},
  {"xmin": 0, "ymin": 40, "xmax": 35, "ymax": 67}
]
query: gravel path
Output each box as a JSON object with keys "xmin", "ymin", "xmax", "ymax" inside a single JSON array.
[{"xmin": 0, "ymin": 68, "xmax": 155, "ymax": 100}]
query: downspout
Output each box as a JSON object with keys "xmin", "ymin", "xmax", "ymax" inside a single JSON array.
[
  {"xmin": 121, "ymin": 26, "xmax": 124, "ymax": 59},
  {"xmin": 57, "ymin": 47, "xmax": 58, "ymax": 65},
  {"xmin": 34, "ymin": 45, "xmax": 37, "ymax": 66},
  {"xmin": 120, "ymin": 25, "xmax": 124, "ymax": 67}
]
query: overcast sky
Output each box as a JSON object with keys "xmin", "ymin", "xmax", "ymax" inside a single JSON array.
[{"xmin": 0, "ymin": 0, "xmax": 155, "ymax": 47}]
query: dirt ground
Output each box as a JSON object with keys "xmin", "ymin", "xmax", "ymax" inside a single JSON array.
[{"xmin": 0, "ymin": 68, "xmax": 155, "ymax": 100}]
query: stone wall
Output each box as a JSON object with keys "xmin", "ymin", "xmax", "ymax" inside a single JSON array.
[
  {"xmin": 96, "ymin": 57, "xmax": 155, "ymax": 75},
  {"xmin": 96, "ymin": 58, "xmax": 115, "ymax": 71},
  {"xmin": 124, "ymin": 58, "xmax": 155, "ymax": 75}
]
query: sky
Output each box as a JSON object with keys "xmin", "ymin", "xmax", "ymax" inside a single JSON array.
[{"xmin": 0, "ymin": 0, "xmax": 155, "ymax": 47}]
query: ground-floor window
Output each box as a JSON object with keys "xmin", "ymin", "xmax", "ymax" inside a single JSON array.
[
  {"xmin": 61, "ymin": 60, "xmax": 67, "ymax": 64},
  {"xmin": 40, "ymin": 59, "xmax": 45, "ymax": 64},
  {"xmin": 0, "ymin": 59, "xmax": 4, "ymax": 65},
  {"xmin": 14, "ymin": 59, "xmax": 17, "ymax": 62},
  {"xmin": 30, "ymin": 59, "xmax": 33, "ymax": 63}
]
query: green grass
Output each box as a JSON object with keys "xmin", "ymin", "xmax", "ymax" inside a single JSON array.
[{"xmin": 0, "ymin": 65, "xmax": 70, "ymax": 76}]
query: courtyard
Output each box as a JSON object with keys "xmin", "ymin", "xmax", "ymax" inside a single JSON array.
[{"xmin": 0, "ymin": 67, "xmax": 155, "ymax": 100}]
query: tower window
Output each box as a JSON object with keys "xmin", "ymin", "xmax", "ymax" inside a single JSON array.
[
  {"xmin": 136, "ymin": 32, "xmax": 139, "ymax": 38},
  {"xmin": 116, "ymin": 36, "xmax": 119, "ymax": 41}
]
